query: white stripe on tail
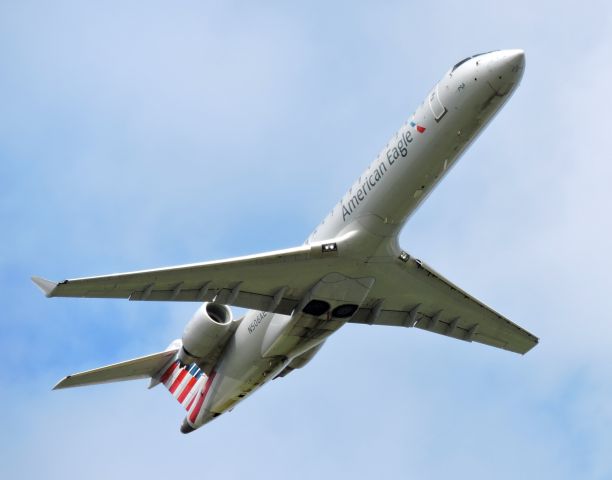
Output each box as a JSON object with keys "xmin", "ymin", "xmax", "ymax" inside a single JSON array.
[{"xmin": 157, "ymin": 357, "xmax": 208, "ymax": 410}]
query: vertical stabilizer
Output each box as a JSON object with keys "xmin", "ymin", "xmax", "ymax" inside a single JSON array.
[{"xmin": 155, "ymin": 357, "xmax": 208, "ymax": 410}]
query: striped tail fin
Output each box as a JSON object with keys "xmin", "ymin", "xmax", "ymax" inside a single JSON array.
[{"xmin": 157, "ymin": 357, "xmax": 208, "ymax": 410}]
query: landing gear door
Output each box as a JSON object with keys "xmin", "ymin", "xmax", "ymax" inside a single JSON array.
[{"xmin": 429, "ymin": 85, "xmax": 447, "ymax": 122}]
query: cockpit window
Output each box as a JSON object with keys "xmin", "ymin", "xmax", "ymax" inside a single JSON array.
[
  {"xmin": 472, "ymin": 50, "xmax": 497, "ymax": 58},
  {"xmin": 451, "ymin": 50, "xmax": 499, "ymax": 72},
  {"xmin": 452, "ymin": 57, "xmax": 471, "ymax": 72}
]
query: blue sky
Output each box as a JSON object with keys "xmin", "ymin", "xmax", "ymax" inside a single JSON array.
[{"xmin": 2, "ymin": 1, "xmax": 612, "ymax": 478}]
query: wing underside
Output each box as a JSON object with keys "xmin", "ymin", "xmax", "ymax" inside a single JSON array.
[
  {"xmin": 32, "ymin": 244, "xmax": 330, "ymax": 315},
  {"xmin": 350, "ymin": 256, "xmax": 538, "ymax": 354},
  {"xmin": 33, "ymin": 243, "xmax": 538, "ymax": 355}
]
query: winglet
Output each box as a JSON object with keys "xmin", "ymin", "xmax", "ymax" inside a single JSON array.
[{"xmin": 31, "ymin": 276, "xmax": 58, "ymax": 297}]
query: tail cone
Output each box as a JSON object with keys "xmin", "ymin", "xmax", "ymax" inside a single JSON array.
[{"xmin": 180, "ymin": 420, "xmax": 195, "ymax": 434}]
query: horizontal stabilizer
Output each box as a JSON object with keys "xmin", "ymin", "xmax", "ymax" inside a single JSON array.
[{"xmin": 54, "ymin": 349, "xmax": 178, "ymax": 390}]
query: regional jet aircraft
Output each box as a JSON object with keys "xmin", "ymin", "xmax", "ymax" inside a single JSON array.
[{"xmin": 33, "ymin": 49, "xmax": 538, "ymax": 434}]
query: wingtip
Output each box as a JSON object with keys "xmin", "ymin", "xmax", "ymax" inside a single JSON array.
[
  {"xmin": 31, "ymin": 276, "xmax": 58, "ymax": 297},
  {"xmin": 52, "ymin": 375, "xmax": 71, "ymax": 390}
]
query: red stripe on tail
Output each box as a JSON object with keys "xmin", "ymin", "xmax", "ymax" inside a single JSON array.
[
  {"xmin": 159, "ymin": 361, "xmax": 179, "ymax": 385},
  {"xmin": 177, "ymin": 376, "xmax": 198, "ymax": 404},
  {"xmin": 185, "ymin": 390, "xmax": 198, "ymax": 411},
  {"xmin": 189, "ymin": 371, "xmax": 217, "ymax": 423},
  {"xmin": 169, "ymin": 369, "xmax": 188, "ymax": 394}
]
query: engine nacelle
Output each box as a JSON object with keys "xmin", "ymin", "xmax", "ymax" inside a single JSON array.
[{"xmin": 178, "ymin": 303, "xmax": 233, "ymax": 365}]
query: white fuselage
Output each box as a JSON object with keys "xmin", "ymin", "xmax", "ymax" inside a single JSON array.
[{"xmin": 183, "ymin": 50, "xmax": 526, "ymax": 431}]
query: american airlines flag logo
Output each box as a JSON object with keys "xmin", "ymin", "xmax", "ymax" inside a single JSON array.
[
  {"xmin": 159, "ymin": 360, "xmax": 206, "ymax": 410},
  {"xmin": 410, "ymin": 120, "xmax": 426, "ymax": 133}
]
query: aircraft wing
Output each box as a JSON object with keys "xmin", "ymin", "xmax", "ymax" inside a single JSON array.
[
  {"xmin": 33, "ymin": 242, "xmax": 537, "ymax": 354},
  {"xmin": 32, "ymin": 244, "xmax": 338, "ymax": 315},
  {"xmin": 349, "ymin": 255, "xmax": 538, "ymax": 354}
]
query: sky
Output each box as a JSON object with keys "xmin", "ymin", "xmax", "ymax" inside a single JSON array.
[{"xmin": 2, "ymin": 1, "xmax": 612, "ymax": 478}]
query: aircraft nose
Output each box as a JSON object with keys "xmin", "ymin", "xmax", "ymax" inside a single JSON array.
[{"xmin": 484, "ymin": 49, "xmax": 525, "ymax": 95}]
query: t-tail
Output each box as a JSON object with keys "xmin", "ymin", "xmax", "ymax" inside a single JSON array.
[{"xmin": 53, "ymin": 302, "xmax": 239, "ymax": 433}]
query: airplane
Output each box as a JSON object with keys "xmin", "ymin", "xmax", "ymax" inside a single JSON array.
[{"xmin": 33, "ymin": 49, "xmax": 538, "ymax": 434}]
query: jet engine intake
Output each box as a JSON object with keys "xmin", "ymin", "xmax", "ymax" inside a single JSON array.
[{"xmin": 178, "ymin": 303, "xmax": 233, "ymax": 365}]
